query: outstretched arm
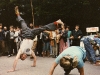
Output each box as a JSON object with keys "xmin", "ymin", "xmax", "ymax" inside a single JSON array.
[
  {"xmin": 77, "ymin": 67, "xmax": 84, "ymax": 75},
  {"xmin": 7, "ymin": 49, "xmax": 21, "ymax": 72},
  {"xmin": 31, "ymin": 51, "xmax": 36, "ymax": 67},
  {"xmin": 49, "ymin": 62, "xmax": 58, "ymax": 75}
]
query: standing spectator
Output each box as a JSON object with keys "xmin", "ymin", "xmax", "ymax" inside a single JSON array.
[
  {"xmin": 50, "ymin": 30, "xmax": 57, "ymax": 58},
  {"xmin": 65, "ymin": 26, "xmax": 72, "ymax": 47},
  {"xmin": 56, "ymin": 29, "xmax": 61, "ymax": 56},
  {"xmin": 42, "ymin": 31, "xmax": 50, "ymax": 57},
  {"xmin": 36, "ymin": 32, "xmax": 43, "ymax": 57},
  {"xmin": 3, "ymin": 26, "xmax": 8, "ymax": 38},
  {"xmin": 3, "ymin": 26, "xmax": 9, "ymax": 55},
  {"xmin": 6, "ymin": 26, "xmax": 17, "ymax": 57},
  {"xmin": 71, "ymin": 25, "xmax": 82, "ymax": 46},
  {"xmin": 59, "ymin": 25, "xmax": 68, "ymax": 53},
  {"xmin": 14, "ymin": 26, "xmax": 21, "ymax": 51},
  {"xmin": 0, "ymin": 23, "xmax": 5, "ymax": 56}
]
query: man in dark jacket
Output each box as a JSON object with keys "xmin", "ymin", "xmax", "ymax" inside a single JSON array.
[{"xmin": 71, "ymin": 25, "xmax": 82, "ymax": 46}]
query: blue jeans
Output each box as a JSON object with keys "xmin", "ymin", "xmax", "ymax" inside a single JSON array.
[
  {"xmin": 17, "ymin": 15, "xmax": 57, "ymax": 39},
  {"xmin": 83, "ymin": 38, "xmax": 96, "ymax": 64},
  {"xmin": 43, "ymin": 42, "xmax": 50, "ymax": 51},
  {"xmin": 94, "ymin": 38, "xmax": 100, "ymax": 46}
]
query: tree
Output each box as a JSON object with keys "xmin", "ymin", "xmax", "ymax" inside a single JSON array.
[{"xmin": 0, "ymin": 0, "xmax": 100, "ymax": 35}]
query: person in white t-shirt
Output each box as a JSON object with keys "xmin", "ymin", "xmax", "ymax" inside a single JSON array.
[{"xmin": 7, "ymin": 6, "xmax": 64, "ymax": 72}]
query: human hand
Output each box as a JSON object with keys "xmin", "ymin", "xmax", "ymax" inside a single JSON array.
[
  {"xmin": 78, "ymin": 36, "xmax": 81, "ymax": 39},
  {"xmin": 7, "ymin": 69, "xmax": 15, "ymax": 73},
  {"xmin": 46, "ymin": 36, "xmax": 48, "ymax": 39},
  {"xmin": 31, "ymin": 64, "xmax": 36, "ymax": 67},
  {"xmin": 14, "ymin": 40, "xmax": 16, "ymax": 42},
  {"xmin": 70, "ymin": 36, "xmax": 74, "ymax": 39}
]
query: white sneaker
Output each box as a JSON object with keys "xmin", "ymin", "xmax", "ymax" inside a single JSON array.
[{"xmin": 8, "ymin": 55, "xmax": 11, "ymax": 57}]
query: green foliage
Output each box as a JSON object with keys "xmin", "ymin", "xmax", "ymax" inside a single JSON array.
[
  {"xmin": 10, "ymin": 0, "xmax": 16, "ymax": 3},
  {"xmin": 0, "ymin": 0, "xmax": 100, "ymax": 34}
]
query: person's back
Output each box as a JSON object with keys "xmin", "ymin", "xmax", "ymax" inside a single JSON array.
[
  {"xmin": 49, "ymin": 46, "xmax": 86, "ymax": 75},
  {"xmin": 55, "ymin": 46, "xmax": 86, "ymax": 68}
]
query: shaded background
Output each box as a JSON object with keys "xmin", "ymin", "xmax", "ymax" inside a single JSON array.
[{"xmin": 0, "ymin": 0, "xmax": 100, "ymax": 35}]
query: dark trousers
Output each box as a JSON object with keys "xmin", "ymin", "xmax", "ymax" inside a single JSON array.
[
  {"xmin": 4, "ymin": 41, "xmax": 9, "ymax": 55},
  {"xmin": 8, "ymin": 39, "xmax": 17, "ymax": 55},
  {"xmin": 72, "ymin": 39, "xmax": 80, "ymax": 46},
  {"xmin": 0, "ymin": 40, "xmax": 5, "ymax": 55},
  {"xmin": 37, "ymin": 39, "xmax": 43, "ymax": 56},
  {"xmin": 83, "ymin": 38, "xmax": 96, "ymax": 63},
  {"xmin": 57, "ymin": 43, "xmax": 59, "ymax": 56}
]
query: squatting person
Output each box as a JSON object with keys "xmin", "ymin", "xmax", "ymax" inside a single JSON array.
[{"xmin": 49, "ymin": 46, "xmax": 86, "ymax": 75}]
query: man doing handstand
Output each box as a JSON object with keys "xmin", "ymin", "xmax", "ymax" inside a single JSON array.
[{"xmin": 8, "ymin": 6, "xmax": 64, "ymax": 72}]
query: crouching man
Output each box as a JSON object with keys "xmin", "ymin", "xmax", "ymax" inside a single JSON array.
[{"xmin": 49, "ymin": 46, "xmax": 86, "ymax": 75}]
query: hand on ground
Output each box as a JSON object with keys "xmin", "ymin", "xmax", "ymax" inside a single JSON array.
[
  {"xmin": 31, "ymin": 64, "xmax": 36, "ymax": 67},
  {"xmin": 7, "ymin": 69, "xmax": 15, "ymax": 73}
]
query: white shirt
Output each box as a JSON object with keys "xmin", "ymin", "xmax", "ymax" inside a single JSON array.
[
  {"xmin": 52, "ymin": 31, "xmax": 56, "ymax": 39},
  {"xmin": 10, "ymin": 31, "xmax": 15, "ymax": 39}
]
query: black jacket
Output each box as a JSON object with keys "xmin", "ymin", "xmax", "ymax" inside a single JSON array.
[{"xmin": 72, "ymin": 30, "xmax": 82, "ymax": 39}]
